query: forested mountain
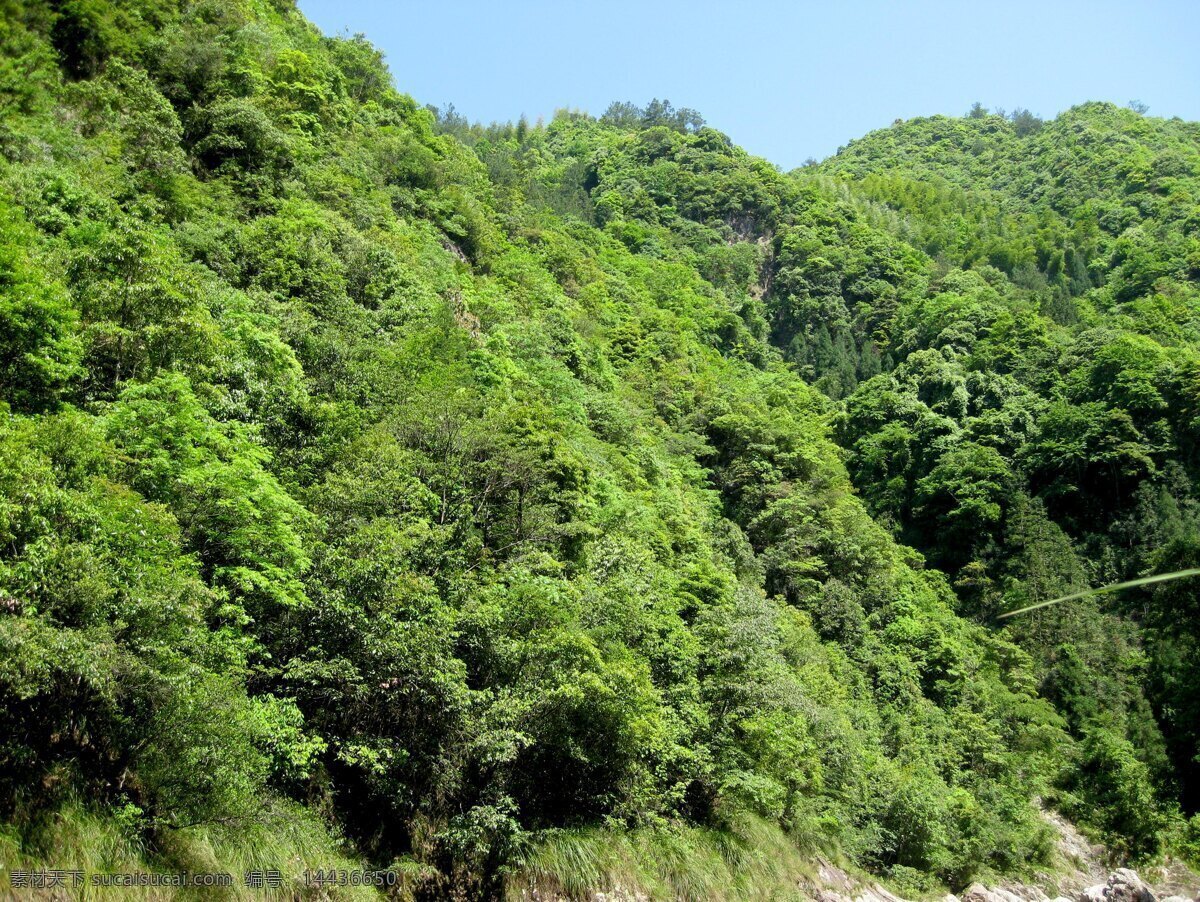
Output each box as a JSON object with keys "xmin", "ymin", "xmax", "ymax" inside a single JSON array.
[{"xmin": 0, "ymin": 1, "xmax": 1197, "ymax": 898}]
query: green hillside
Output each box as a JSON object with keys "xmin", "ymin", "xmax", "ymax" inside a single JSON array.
[{"xmin": 0, "ymin": 1, "xmax": 1197, "ymax": 897}]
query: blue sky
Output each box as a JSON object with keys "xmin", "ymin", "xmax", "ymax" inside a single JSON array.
[{"xmin": 297, "ymin": 0, "xmax": 1199, "ymax": 170}]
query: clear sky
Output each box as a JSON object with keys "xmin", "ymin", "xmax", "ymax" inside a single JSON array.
[{"xmin": 297, "ymin": 0, "xmax": 1199, "ymax": 170}]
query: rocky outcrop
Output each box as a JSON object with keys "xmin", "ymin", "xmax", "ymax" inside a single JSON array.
[
  {"xmin": 1072, "ymin": 868, "xmax": 1198, "ymax": 902},
  {"xmin": 827, "ymin": 867, "xmax": 1191, "ymax": 902},
  {"xmin": 1078, "ymin": 869, "xmax": 1157, "ymax": 902},
  {"xmin": 962, "ymin": 882, "xmax": 1051, "ymax": 902}
]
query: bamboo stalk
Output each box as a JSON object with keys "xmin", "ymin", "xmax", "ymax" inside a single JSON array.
[{"xmin": 997, "ymin": 568, "xmax": 1200, "ymax": 619}]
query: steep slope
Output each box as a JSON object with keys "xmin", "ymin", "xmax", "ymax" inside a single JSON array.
[
  {"xmin": 436, "ymin": 99, "xmax": 1200, "ymax": 865},
  {"xmin": 814, "ymin": 106, "xmax": 1200, "ymax": 843},
  {"xmin": 0, "ymin": 2, "xmax": 1195, "ymax": 898}
]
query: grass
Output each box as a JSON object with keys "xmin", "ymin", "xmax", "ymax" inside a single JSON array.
[
  {"xmin": 0, "ymin": 800, "xmax": 148, "ymax": 896},
  {"xmin": 0, "ymin": 796, "xmax": 378, "ymax": 900},
  {"xmin": 506, "ymin": 814, "xmax": 829, "ymax": 901}
]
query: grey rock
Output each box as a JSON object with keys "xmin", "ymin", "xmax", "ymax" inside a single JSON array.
[
  {"xmin": 1107, "ymin": 869, "xmax": 1156, "ymax": 902},
  {"xmin": 993, "ymin": 889, "xmax": 1028, "ymax": 902},
  {"xmin": 1001, "ymin": 888, "xmax": 1049, "ymax": 902},
  {"xmin": 854, "ymin": 887, "xmax": 907, "ymax": 902},
  {"xmin": 962, "ymin": 884, "xmax": 1035, "ymax": 902},
  {"xmin": 963, "ymin": 884, "xmax": 996, "ymax": 902}
]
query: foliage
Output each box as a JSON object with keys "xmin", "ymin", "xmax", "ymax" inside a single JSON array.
[{"xmin": 0, "ymin": 0, "xmax": 1196, "ymax": 896}]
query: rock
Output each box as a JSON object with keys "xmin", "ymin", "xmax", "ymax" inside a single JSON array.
[
  {"xmin": 998, "ymin": 886, "xmax": 1048, "ymax": 902},
  {"xmin": 816, "ymin": 857, "xmax": 855, "ymax": 894},
  {"xmin": 854, "ymin": 886, "xmax": 907, "ymax": 902},
  {"xmin": 1072, "ymin": 872, "xmax": 1158, "ymax": 902},
  {"xmin": 963, "ymin": 884, "xmax": 996, "ymax": 902},
  {"xmin": 1107, "ymin": 869, "xmax": 1155, "ymax": 902},
  {"xmin": 961, "ymin": 884, "xmax": 1032, "ymax": 902},
  {"xmin": 993, "ymin": 889, "xmax": 1028, "ymax": 902},
  {"xmin": 590, "ymin": 886, "xmax": 651, "ymax": 902}
]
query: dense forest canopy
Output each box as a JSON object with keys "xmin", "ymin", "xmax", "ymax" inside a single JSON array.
[{"xmin": 0, "ymin": 0, "xmax": 1197, "ymax": 897}]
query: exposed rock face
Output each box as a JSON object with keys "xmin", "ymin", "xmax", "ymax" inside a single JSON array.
[
  {"xmin": 802, "ymin": 856, "xmax": 907, "ymax": 902},
  {"xmin": 1100, "ymin": 869, "xmax": 1157, "ymax": 902},
  {"xmin": 963, "ymin": 882, "xmax": 1009, "ymax": 902},
  {"xmin": 1074, "ymin": 867, "xmax": 1168, "ymax": 902},
  {"xmin": 962, "ymin": 883, "xmax": 1050, "ymax": 902},
  {"xmin": 800, "ymin": 862, "xmax": 1190, "ymax": 902}
]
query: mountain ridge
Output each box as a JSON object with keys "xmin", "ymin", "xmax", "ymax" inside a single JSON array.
[{"xmin": 0, "ymin": 1, "xmax": 1198, "ymax": 898}]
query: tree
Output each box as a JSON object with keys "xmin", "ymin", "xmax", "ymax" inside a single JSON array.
[
  {"xmin": 915, "ymin": 442, "xmax": 1014, "ymax": 568},
  {"xmin": 0, "ymin": 216, "xmax": 81, "ymax": 411}
]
